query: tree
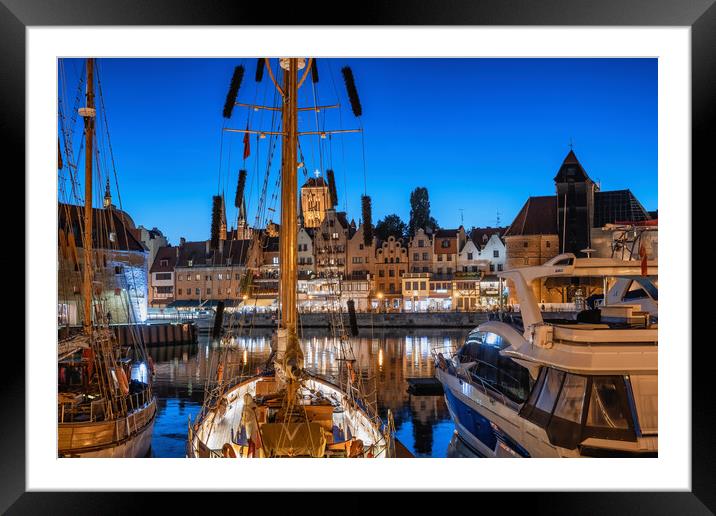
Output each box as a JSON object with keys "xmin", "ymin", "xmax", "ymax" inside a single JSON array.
[
  {"xmin": 375, "ymin": 214, "xmax": 407, "ymax": 241},
  {"xmin": 408, "ymin": 187, "xmax": 439, "ymax": 237}
]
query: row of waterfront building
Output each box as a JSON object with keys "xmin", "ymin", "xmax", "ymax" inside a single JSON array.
[{"xmin": 57, "ymin": 150, "xmax": 658, "ymax": 324}]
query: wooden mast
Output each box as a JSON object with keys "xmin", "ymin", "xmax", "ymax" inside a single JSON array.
[
  {"xmin": 82, "ymin": 58, "xmax": 95, "ymax": 334},
  {"xmin": 280, "ymin": 59, "xmax": 299, "ymax": 343}
]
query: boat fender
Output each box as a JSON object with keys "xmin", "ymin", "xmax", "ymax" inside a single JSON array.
[{"xmin": 116, "ymin": 368, "xmax": 130, "ymax": 395}]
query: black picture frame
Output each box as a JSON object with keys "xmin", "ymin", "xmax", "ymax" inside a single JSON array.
[{"xmin": 4, "ymin": 0, "xmax": 712, "ymax": 513}]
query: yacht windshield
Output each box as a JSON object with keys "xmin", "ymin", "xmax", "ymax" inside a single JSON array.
[
  {"xmin": 456, "ymin": 331, "xmax": 533, "ymax": 404},
  {"xmin": 520, "ymin": 368, "xmax": 637, "ymax": 449}
]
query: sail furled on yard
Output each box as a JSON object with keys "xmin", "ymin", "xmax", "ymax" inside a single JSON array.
[
  {"xmin": 361, "ymin": 195, "xmax": 373, "ymax": 246},
  {"xmin": 255, "ymin": 58, "xmax": 265, "ymax": 82},
  {"xmin": 341, "ymin": 66, "xmax": 362, "ymax": 117},
  {"xmin": 210, "ymin": 195, "xmax": 223, "ymax": 249},
  {"xmin": 235, "ymin": 169, "xmax": 247, "ymax": 209},
  {"xmin": 222, "ymin": 65, "xmax": 245, "ymax": 119},
  {"xmin": 326, "ymin": 169, "xmax": 338, "ymax": 208},
  {"xmin": 311, "ymin": 59, "xmax": 319, "ymax": 83}
]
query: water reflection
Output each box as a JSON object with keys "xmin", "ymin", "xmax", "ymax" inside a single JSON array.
[{"xmin": 149, "ymin": 329, "xmax": 467, "ymax": 458}]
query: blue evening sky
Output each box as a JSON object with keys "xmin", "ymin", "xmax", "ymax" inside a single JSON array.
[{"xmin": 58, "ymin": 58, "xmax": 657, "ymax": 244}]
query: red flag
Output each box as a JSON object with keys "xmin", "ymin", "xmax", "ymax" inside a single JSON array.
[
  {"xmin": 639, "ymin": 242, "xmax": 648, "ymax": 277},
  {"xmin": 243, "ymin": 131, "xmax": 250, "ymax": 159}
]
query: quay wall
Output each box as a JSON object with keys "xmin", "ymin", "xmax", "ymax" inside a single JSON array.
[
  {"xmin": 58, "ymin": 322, "xmax": 198, "ymax": 347},
  {"xmin": 113, "ymin": 322, "xmax": 197, "ymax": 347},
  {"xmin": 219, "ymin": 311, "xmax": 573, "ymax": 330}
]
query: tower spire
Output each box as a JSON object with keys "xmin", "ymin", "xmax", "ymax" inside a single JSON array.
[
  {"xmin": 220, "ymin": 193, "xmax": 227, "ymax": 240},
  {"xmin": 103, "ymin": 176, "xmax": 112, "ymax": 209}
]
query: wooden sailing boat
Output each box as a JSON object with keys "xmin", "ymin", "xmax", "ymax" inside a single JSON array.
[
  {"xmin": 57, "ymin": 58, "xmax": 157, "ymax": 457},
  {"xmin": 188, "ymin": 58, "xmax": 395, "ymax": 458}
]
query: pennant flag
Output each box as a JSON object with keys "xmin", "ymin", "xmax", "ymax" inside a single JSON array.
[{"xmin": 243, "ymin": 131, "xmax": 251, "ymax": 160}]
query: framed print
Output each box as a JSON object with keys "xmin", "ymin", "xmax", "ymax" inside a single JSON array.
[{"xmin": 4, "ymin": 0, "xmax": 714, "ymax": 513}]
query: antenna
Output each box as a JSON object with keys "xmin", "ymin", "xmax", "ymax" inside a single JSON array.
[
  {"xmin": 569, "ymin": 137, "xmax": 574, "ymax": 150},
  {"xmin": 459, "ymin": 208, "xmax": 464, "ymax": 226},
  {"xmin": 496, "ymin": 209, "xmax": 501, "ymax": 227}
]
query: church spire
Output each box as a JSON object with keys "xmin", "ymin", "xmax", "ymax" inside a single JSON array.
[
  {"xmin": 220, "ymin": 194, "xmax": 227, "ymax": 240},
  {"xmin": 103, "ymin": 177, "xmax": 113, "ymax": 208},
  {"xmin": 239, "ymin": 196, "xmax": 247, "ymax": 225}
]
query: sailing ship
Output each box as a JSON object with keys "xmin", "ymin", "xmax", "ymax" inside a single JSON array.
[
  {"xmin": 187, "ymin": 58, "xmax": 395, "ymax": 458},
  {"xmin": 434, "ymin": 253, "xmax": 658, "ymax": 457},
  {"xmin": 57, "ymin": 58, "xmax": 157, "ymax": 457}
]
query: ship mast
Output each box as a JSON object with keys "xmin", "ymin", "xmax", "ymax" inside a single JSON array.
[
  {"xmin": 280, "ymin": 58, "xmax": 299, "ymax": 341},
  {"xmin": 225, "ymin": 57, "xmax": 360, "ymax": 380},
  {"xmin": 81, "ymin": 58, "xmax": 95, "ymax": 334}
]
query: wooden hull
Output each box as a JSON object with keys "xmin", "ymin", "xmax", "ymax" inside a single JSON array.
[
  {"xmin": 189, "ymin": 374, "xmax": 389, "ymax": 458},
  {"xmin": 58, "ymin": 399, "xmax": 157, "ymax": 458}
]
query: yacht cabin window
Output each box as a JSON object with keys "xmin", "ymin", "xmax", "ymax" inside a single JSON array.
[
  {"xmin": 456, "ymin": 331, "xmax": 533, "ymax": 404},
  {"xmin": 519, "ymin": 368, "xmax": 637, "ymax": 449}
]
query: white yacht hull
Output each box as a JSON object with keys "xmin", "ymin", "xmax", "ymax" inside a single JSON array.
[
  {"xmin": 437, "ymin": 367, "xmax": 657, "ymax": 458},
  {"xmin": 437, "ymin": 368, "xmax": 564, "ymax": 458}
]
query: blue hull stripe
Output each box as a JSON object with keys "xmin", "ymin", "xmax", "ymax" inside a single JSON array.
[
  {"xmin": 444, "ymin": 386, "xmax": 530, "ymax": 458},
  {"xmin": 444, "ymin": 388, "xmax": 497, "ymax": 451}
]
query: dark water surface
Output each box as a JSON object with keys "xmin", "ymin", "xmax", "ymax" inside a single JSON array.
[{"xmin": 149, "ymin": 329, "xmax": 468, "ymax": 458}]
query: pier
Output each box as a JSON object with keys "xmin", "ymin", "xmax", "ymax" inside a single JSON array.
[
  {"xmin": 113, "ymin": 322, "xmax": 197, "ymax": 347},
  {"xmin": 59, "ymin": 321, "xmax": 197, "ymax": 348},
  {"xmin": 185, "ymin": 310, "xmax": 574, "ymax": 332}
]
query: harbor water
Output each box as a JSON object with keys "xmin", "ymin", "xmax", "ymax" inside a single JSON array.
[{"xmin": 149, "ymin": 328, "xmax": 469, "ymax": 458}]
